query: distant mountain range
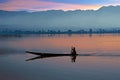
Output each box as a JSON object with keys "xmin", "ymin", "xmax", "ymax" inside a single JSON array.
[{"xmin": 0, "ymin": 6, "xmax": 120, "ymax": 31}]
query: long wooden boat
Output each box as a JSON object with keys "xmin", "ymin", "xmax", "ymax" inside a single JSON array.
[
  {"xmin": 26, "ymin": 51, "xmax": 93, "ymax": 56},
  {"xmin": 26, "ymin": 51, "xmax": 78, "ymax": 56},
  {"xmin": 26, "ymin": 51, "xmax": 93, "ymax": 62}
]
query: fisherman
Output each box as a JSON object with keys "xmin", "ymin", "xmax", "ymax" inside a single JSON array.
[{"xmin": 71, "ymin": 47, "xmax": 77, "ymax": 55}]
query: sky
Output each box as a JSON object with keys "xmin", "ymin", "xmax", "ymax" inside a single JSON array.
[{"xmin": 0, "ymin": 0, "xmax": 120, "ymax": 11}]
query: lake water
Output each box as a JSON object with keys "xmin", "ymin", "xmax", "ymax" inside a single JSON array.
[{"xmin": 1, "ymin": 34, "xmax": 120, "ymax": 80}]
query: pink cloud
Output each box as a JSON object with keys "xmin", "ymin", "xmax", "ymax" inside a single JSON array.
[{"xmin": 0, "ymin": 0, "xmax": 101, "ymax": 11}]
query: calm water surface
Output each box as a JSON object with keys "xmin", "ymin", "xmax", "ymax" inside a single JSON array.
[{"xmin": 1, "ymin": 34, "xmax": 120, "ymax": 80}]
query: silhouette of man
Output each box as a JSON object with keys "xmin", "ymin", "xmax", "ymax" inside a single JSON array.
[{"xmin": 71, "ymin": 47, "xmax": 77, "ymax": 55}]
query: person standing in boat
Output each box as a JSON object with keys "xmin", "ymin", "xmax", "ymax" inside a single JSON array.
[{"xmin": 71, "ymin": 47, "xmax": 77, "ymax": 55}]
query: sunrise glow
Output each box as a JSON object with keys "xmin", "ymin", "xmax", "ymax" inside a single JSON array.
[{"xmin": 0, "ymin": 0, "xmax": 120, "ymax": 11}]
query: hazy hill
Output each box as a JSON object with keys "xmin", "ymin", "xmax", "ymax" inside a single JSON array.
[{"xmin": 0, "ymin": 6, "xmax": 120, "ymax": 30}]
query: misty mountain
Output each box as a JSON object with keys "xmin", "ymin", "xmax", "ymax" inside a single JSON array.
[{"xmin": 0, "ymin": 6, "xmax": 120, "ymax": 30}]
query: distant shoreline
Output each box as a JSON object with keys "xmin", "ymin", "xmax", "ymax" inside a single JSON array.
[
  {"xmin": 1, "ymin": 32, "xmax": 120, "ymax": 35},
  {"xmin": 1, "ymin": 28, "xmax": 120, "ymax": 35}
]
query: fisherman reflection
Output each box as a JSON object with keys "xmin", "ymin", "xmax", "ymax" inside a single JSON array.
[{"xmin": 71, "ymin": 55, "xmax": 76, "ymax": 62}]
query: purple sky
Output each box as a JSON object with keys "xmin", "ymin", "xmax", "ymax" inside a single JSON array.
[{"xmin": 0, "ymin": 0, "xmax": 120, "ymax": 11}]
